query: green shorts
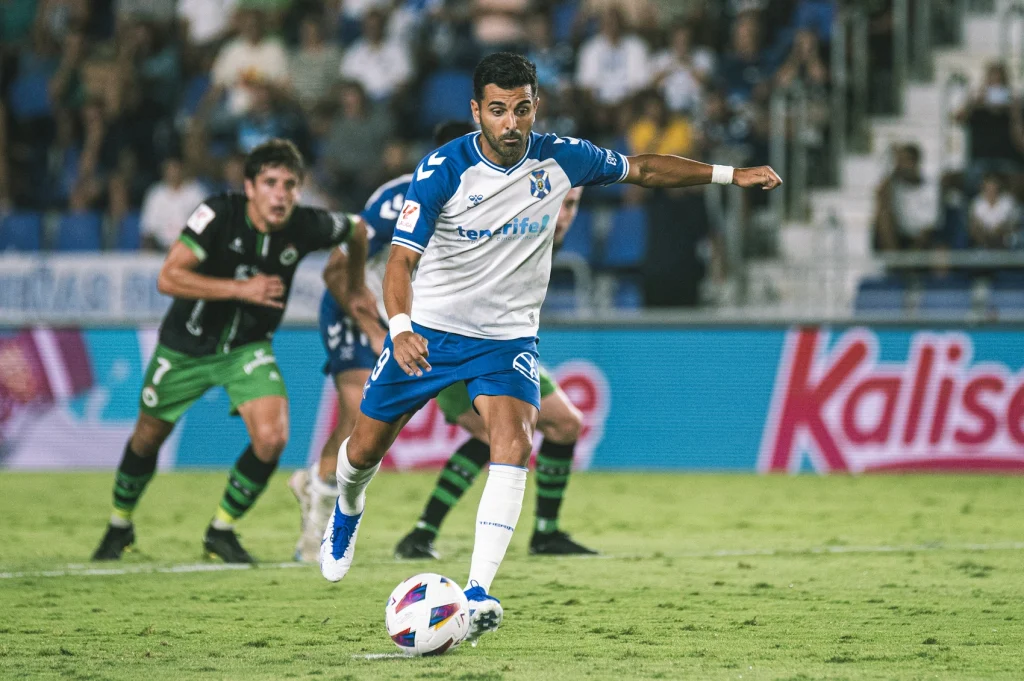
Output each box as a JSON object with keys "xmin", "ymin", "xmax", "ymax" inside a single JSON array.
[
  {"xmin": 139, "ymin": 342, "xmax": 287, "ymax": 423},
  {"xmin": 435, "ymin": 364, "xmax": 557, "ymax": 424}
]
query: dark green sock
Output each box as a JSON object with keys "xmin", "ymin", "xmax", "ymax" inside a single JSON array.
[
  {"xmin": 416, "ymin": 438, "xmax": 491, "ymax": 537},
  {"xmin": 218, "ymin": 446, "xmax": 278, "ymax": 523},
  {"xmin": 112, "ymin": 442, "xmax": 158, "ymax": 522},
  {"xmin": 535, "ymin": 439, "xmax": 576, "ymax": 534}
]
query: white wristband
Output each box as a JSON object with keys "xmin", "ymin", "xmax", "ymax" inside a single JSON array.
[
  {"xmin": 389, "ymin": 313, "xmax": 413, "ymax": 339},
  {"xmin": 712, "ymin": 165, "xmax": 735, "ymax": 185}
]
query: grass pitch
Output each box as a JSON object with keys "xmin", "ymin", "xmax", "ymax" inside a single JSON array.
[{"xmin": 1, "ymin": 471, "xmax": 1023, "ymax": 680}]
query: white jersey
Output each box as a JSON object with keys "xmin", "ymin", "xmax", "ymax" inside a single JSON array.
[{"xmin": 393, "ymin": 132, "xmax": 629, "ymax": 339}]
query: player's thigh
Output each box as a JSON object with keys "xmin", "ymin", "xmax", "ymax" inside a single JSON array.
[
  {"xmin": 223, "ymin": 342, "xmax": 288, "ymax": 417},
  {"xmin": 537, "ymin": 386, "xmax": 583, "ymax": 445},
  {"xmin": 237, "ymin": 395, "xmax": 290, "ymax": 459},
  {"xmin": 472, "ymin": 394, "xmax": 538, "ymax": 466},
  {"xmin": 138, "ymin": 344, "xmax": 213, "ymax": 426}
]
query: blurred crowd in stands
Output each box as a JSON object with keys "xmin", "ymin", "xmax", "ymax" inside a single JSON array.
[{"xmin": 2, "ymin": 0, "xmax": 843, "ymax": 308}]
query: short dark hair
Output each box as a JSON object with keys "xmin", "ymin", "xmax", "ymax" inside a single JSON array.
[
  {"xmin": 473, "ymin": 52, "xmax": 538, "ymax": 102},
  {"xmin": 244, "ymin": 139, "xmax": 305, "ymax": 181},
  {"xmin": 433, "ymin": 121, "xmax": 477, "ymax": 146}
]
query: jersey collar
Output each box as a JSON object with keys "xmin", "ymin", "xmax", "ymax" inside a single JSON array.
[{"xmin": 473, "ymin": 132, "xmax": 533, "ymax": 175}]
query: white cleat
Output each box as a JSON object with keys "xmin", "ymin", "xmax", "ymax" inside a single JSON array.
[
  {"xmin": 319, "ymin": 500, "xmax": 362, "ymax": 582},
  {"xmin": 288, "ymin": 469, "xmax": 312, "ymax": 559},
  {"xmin": 464, "ymin": 583, "xmax": 503, "ymax": 646}
]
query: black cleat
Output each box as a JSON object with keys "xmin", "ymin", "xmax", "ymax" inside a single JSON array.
[
  {"xmin": 92, "ymin": 524, "xmax": 136, "ymax": 561},
  {"xmin": 394, "ymin": 530, "xmax": 440, "ymax": 560},
  {"xmin": 529, "ymin": 530, "xmax": 598, "ymax": 556},
  {"xmin": 203, "ymin": 526, "xmax": 256, "ymax": 564}
]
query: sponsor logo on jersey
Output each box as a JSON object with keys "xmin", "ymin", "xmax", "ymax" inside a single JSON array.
[
  {"xmin": 280, "ymin": 245, "xmax": 299, "ymax": 265},
  {"xmin": 186, "ymin": 203, "xmax": 216, "ymax": 234},
  {"xmin": 469, "ymin": 194, "xmax": 484, "ymax": 207},
  {"xmin": 229, "ymin": 237, "xmax": 244, "ymax": 254},
  {"xmin": 759, "ymin": 328, "xmax": 1024, "ymax": 473},
  {"xmin": 529, "ymin": 169, "xmax": 551, "ymax": 199},
  {"xmin": 513, "ymin": 352, "xmax": 540, "ymax": 383},
  {"xmin": 456, "ymin": 215, "xmax": 551, "ymax": 242},
  {"xmin": 243, "ymin": 349, "xmax": 277, "ymax": 375},
  {"xmin": 396, "ymin": 201, "xmax": 421, "ymax": 233},
  {"xmin": 329, "ymin": 213, "xmax": 349, "ymax": 241}
]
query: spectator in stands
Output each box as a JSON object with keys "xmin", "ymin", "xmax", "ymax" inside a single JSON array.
[
  {"xmin": 627, "ymin": 90, "xmax": 697, "ymax": 158},
  {"xmin": 471, "ymin": 0, "xmax": 528, "ymax": 50},
  {"xmin": 651, "ymin": 23, "xmax": 715, "ymax": 116},
  {"xmin": 716, "ymin": 11, "xmax": 772, "ymax": 107},
  {"xmin": 955, "ymin": 62, "xmax": 1024, "ymax": 193},
  {"xmin": 35, "ymin": 0, "xmax": 89, "ymax": 41},
  {"xmin": 114, "ymin": 0, "xmax": 176, "ymax": 27},
  {"xmin": 524, "ymin": 12, "xmax": 573, "ymax": 93},
  {"xmin": 321, "ymin": 81, "xmax": 393, "ymax": 209},
  {"xmin": 139, "ymin": 156, "xmax": 208, "ymax": 251},
  {"xmin": 773, "ymin": 28, "xmax": 828, "ymax": 92},
  {"xmin": 580, "ymin": 0, "xmax": 659, "ymax": 36},
  {"xmin": 210, "ymin": 9, "xmax": 290, "ymax": 115},
  {"xmin": 177, "ymin": 0, "xmax": 238, "ymax": 48},
  {"xmin": 119, "ymin": 19, "xmax": 182, "ymax": 110},
  {"xmin": 969, "ymin": 173, "xmax": 1019, "ymax": 249},
  {"xmin": 575, "ymin": 8, "xmax": 650, "ymax": 108},
  {"xmin": 874, "ymin": 144, "xmax": 941, "ymax": 251},
  {"xmin": 289, "ymin": 15, "xmax": 342, "ymax": 112},
  {"xmin": 232, "ymin": 80, "xmax": 307, "ymax": 153},
  {"xmin": 339, "ymin": 9, "xmax": 412, "ymax": 102}
]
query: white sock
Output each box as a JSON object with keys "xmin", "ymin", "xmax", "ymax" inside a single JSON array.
[
  {"xmin": 335, "ymin": 437, "xmax": 380, "ymax": 516},
  {"xmin": 468, "ymin": 464, "xmax": 527, "ymax": 594},
  {"xmin": 309, "ymin": 463, "xmax": 340, "ymax": 529}
]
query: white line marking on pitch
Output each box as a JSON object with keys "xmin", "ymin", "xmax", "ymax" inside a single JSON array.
[
  {"xmin": 351, "ymin": 653, "xmax": 409, "ymax": 660},
  {"xmin": 3, "ymin": 541, "xmax": 1024, "ymax": 580}
]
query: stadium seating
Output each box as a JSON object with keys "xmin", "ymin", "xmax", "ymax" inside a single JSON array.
[
  {"xmin": 0, "ymin": 211, "xmax": 43, "ymax": 251},
  {"xmin": 853, "ymin": 276, "xmax": 907, "ymax": 316},
  {"xmin": 613, "ymin": 276, "xmax": 644, "ymax": 310},
  {"xmin": 6, "ymin": 72, "xmax": 52, "ymax": 119},
  {"xmin": 116, "ymin": 212, "xmax": 142, "ymax": 251},
  {"xmin": 420, "ymin": 70, "xmax": 474, "ymax": 132},
  {"xmin": 56, "ymin": 212, "xmax": 103, "ymax": 252},
  {"xmin": 558, "ymin": 208, "xmax": 593, "ymax": 261},
  {"xmin": 918, "ymin": 273, "xmax": 974, "ymax": 319},
  {"xmin": 600, "ymin": 206, "xmax": 647, "ymax": 269},
  {"xmin": 989, "ymin": 288, "xmax": 1024, "ymax": 319}
]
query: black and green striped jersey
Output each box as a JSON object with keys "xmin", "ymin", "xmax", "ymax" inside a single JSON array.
[{"xmin": 159, "ymin": 193, "xmax": 354, "ymax": 357}]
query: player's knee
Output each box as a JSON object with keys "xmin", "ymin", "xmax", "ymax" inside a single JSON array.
[
  {"xmin": 545, "ymin": 411, "xmax": 582, "ymax": 444},
  {"xmin": 491, "ymin": 430, "xmax": 533, "ymax": 466},
  {"xmin": 252, "ymin": 423, "xmax": 289, "ymax": 459},
  {"xmin": 345, "ymin": 432, "xmax": 386, "ymax": 469},
  {"xmin": 130, "ymin": 420, "xmax": 169, "ymax": 457}
]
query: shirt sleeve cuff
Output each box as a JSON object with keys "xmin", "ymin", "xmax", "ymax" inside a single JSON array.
[{"xmin": 179, "ymin": 234, "xmax": 207, "ymax": 261}]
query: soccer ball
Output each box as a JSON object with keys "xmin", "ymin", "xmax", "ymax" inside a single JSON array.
[{"xmin": 385, "ymin": 573, "xmax": 470, "ymax": 656}]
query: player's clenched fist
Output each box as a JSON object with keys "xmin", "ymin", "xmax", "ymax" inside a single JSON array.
[
  {"xmin": 733, "ymin": 166, "xmax": 783, "ymax": 191},
  {"xmin": 392, "ymin": 331, "xmax": 432, "ymax": 377},
  {"xmin": 237, "ymin": 274, "xmax": 286, "ymax": 308}
]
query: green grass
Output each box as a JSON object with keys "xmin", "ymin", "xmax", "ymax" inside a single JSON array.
[{"xmin": 2, "ymin": 472, "xmax": 1024, "ymax": 680}]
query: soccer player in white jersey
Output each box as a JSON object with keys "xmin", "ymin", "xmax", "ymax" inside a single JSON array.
[{"xmin": 320, "ymin": 52, "xmax": 782, "ymax": 645}]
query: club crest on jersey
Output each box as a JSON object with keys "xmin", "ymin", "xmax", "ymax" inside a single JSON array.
[
  {"xmin": 280, "ymin": 245, "xmax": 298, "ymax": 265},
  {"xmin": 529, "ymin": 170, "xmax": 551, "ymax": 199},
  {"xmin": 513, "ymin": 352, "xmax": 540, "ymax": 383}
]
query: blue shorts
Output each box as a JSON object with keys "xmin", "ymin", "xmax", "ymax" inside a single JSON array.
[
  {"xmin": 360, "ymin": 322, "xmax": 541, "ymax": 423},
  {"xmin": 318, "ymin": 293, "xmax": 383, "ymax": 377}
]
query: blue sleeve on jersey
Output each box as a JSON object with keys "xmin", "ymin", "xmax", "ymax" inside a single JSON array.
[
  {"xmin": 553, "ymin": 137, "xmax": 630, "ymax": 188},
  {"xmin": 391, "ymin": 154, "xmax": 457, "ymax": 254},
  {"xmin": 360, "ymin": 183, "xmax": 407, "ymax": 258}
]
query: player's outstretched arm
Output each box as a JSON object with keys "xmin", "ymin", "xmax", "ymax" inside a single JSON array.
[
  {"xmin": 322, "ymin": 244, "xmax": 387, "ymax": 355},
  {"xmin": 383, "ymin": 246, "xmax": 431, "ymax": 377},
  {"xmin": 623, "ymin": 154, "xmax": 783, "ymax": 191},
  {"xmin": 158, "ymin": 241, "xmax": 285, "ymax": 308}
]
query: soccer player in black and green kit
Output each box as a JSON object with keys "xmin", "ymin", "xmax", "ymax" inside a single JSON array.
[{"xmin": 91, "ymin": 139, "xmax": 369, "ymax": 563}]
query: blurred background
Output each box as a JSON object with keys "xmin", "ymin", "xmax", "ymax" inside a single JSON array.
[{"xmin": 3, "ymin": 0, "xmax": 1024, "ymax": 473}]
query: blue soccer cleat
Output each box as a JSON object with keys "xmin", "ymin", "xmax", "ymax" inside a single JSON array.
[
  {"xmin": 319, "ymin": 500, "xmax": 362, "ymax": 582},
  {"xmin": 464, "ymin": 582, "xmax": 503, "ymax": 645}
]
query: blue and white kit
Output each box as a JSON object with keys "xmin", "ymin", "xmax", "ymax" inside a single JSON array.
[
  {"xmin": 361, "ymin": 131, "xmax": 629, "ymax": 422},
  {"xmin": 318, "ymin": 174, "xmax": 410, "ymax": 377}
]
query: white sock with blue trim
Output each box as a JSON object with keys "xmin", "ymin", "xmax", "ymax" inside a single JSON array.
[
  {"xmin": 468, "ymin": 464, "xmax": 527, "ymax": 593},
  {"xmin": 336, "ymin": 438, "xmax": 379, "ymax": 516}
]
